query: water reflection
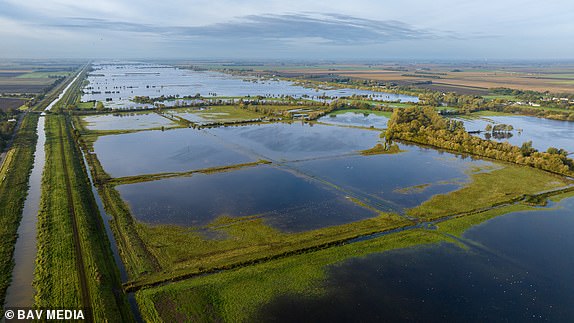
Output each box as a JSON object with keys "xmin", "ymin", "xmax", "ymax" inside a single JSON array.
[
  {"xmin": 117, "ymin": 165, "xmax": 378, "ymax": 231},
  {"xmin": 457, "ymin": 115, "xmax": 574, "ymax": 153},
  {"xmin": 318, "ymin": 111, "xmax": 390, "ymax": 129},
  {"xmin": 256, "ymin": 197, "xmax": 574, "ymax": 321},
  {"xmin": 81, "ymin": 63, "xmax": 418, "ymax": 109}
]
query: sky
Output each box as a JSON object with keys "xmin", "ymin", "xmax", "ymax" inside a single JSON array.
[{"xmin": 0, "ymin": 0, "xmax": 573, "ymax": 60}]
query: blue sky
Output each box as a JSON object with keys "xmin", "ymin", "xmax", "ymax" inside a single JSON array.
[{"xmin": 0, "ymin": 0, "xmax": 572, "ymax": 60}]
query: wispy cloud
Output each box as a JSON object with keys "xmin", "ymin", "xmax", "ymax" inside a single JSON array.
[{"xmin": 47, "ymin": 13, "xmax": 445, "ymax": 44}]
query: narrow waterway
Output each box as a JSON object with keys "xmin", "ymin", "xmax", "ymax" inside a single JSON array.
[
  {"xmin": 3, "ymin": 116, "xmax": 45, "ymax": 307},
  {"xmin": 44, "ymin": 72, "xmax": 81, "ymax": 111},
  {"xmin": 4, "ymin": 69, "xmax": 83, "ymax": 309}
]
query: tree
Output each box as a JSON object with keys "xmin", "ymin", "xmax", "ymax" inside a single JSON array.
[{"xmin": 520, "ymin": 141, "xmax": 537, "ymax": 157}]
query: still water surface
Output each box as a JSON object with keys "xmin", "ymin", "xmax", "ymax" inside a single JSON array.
[{"xmin": 257, "ymin": 197, "xmax": 574, "ymax": 321}]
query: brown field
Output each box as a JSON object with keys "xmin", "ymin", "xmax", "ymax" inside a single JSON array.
[
  {"xmin": 0, "ymin": 78, "xmax": 55, "ymax": 94},
  {"xmin": 273, "ymin": 63, "xmax": 574, "ymax": 94},
  {"xmin": 0, "ymin": 98, "xmax": 27, "ymax": 111}
]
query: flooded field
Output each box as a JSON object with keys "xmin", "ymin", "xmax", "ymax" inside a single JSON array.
[
  {"xmin": 75, "ymin": 62, "xmax": 574, "ymax": 322},
  {"xmin": 458, "ymin": 115, "xmax": 574, "ymax": 153},
  {"xmin": 256, "ymin": 196, "xmax": 574, "ymax": 321},
  {"xmin": 166, "ymin": 106, "xmax": 263, "ymax": 125},
  {"xmin": 204, "ymin": 122, "xmax": 381, "ymax": 161},
  {"xmin": 118, "ymin": 165, "xmax": 378, "ymax": 231},
  {"xmin": 318, "ymin": 110, "xmax": 390, "ymax": 129},
  {"xmin": 81, "ymin": 63, "xmax": 418, "ymax": 109},
  {"xmin": 289, "ymin": 145, "xmax": 491, "ymax": 210},
  {"xmin": 137, "ymin": 195, "xmax": 574, "ymax": 321},
  {"xmin": 93, "ymin": 128, "xmax": 255, "ymax": 177},
  {"xmin": 81, "ymin": 112, "xmax": 176, "ymax": 131}
]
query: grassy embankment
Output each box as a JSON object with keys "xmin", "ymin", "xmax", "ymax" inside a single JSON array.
[
  {"xmin": 0, "ymin": 113, "xmax": 38, "ymax": 306},
  {"xmin": 34, "ymin": 114, "xmax": 132, "ymax": 320}
]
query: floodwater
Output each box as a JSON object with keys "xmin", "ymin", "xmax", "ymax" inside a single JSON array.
[
  {"xmin": 289, "ymin": 144, "xmax": 491, "ymax": 211},
  {"xmin": 93, "ymin": 128, "xmax": 255, "ymax": 177},
  {"xmin": 318, "ymin": 111, "xmax": 390, "ymax": 129},
  {"xmin": 81, "ymin": 63, "xmax": 418, "ymax": 108},
  {"xmin": 117, "ymin": 165, "xmax": 378, "ymax": 232},
  {"xmin": 4, "ymin": 116, "xmax": 45, "ymax": 308},
  {"xmin": 457, "ymin": 115, "xmax": 574, "ymax": 153},
  {"xmin": 82, "ymin": 112, "xmax": 175, "ymax": 131},
  {"xmin": 257, "ymin": 196, "xmax": 574, "ymax": 321},
  {"xmin": 205, "ymin": 122, "xmax": 382, "ymax": 161}
]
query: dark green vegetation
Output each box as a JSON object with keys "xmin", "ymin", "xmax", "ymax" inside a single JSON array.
[
  {"xmin": 386, "ymin": 107, "xmax": 574, "ymax": 176},
  {"xmin": 34, "ymin": 114, "xmax": 132, "ymax": 321},
  {"xmin": 0, "ymin": 109, "xmax": 19, "ymax": 152},
  {"xmin": 360, "ymin": 142, "xmax": 402, "ymax": 155},
  {"xmin": 0, "ymin": 113, "xmax": 38, "ymax": 306}
]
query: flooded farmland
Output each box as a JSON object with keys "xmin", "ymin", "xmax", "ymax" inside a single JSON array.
[
  {"xmin": 73, "ymin": 62, "xmax": 574, "ymax": 322},
  {"xmin": 81, "ymin": 63, "xmax": 419, "ymax": 109},
  {"xmin": 457, "ymin": 115, "xmax": 574, "ymax": 153},
  {"xmin": 93, "ymin": 127, "xmax": 255, "ymax": 177},
  {"xmin": 81, "ymin": 112, "xmax": 176, "ymax": 131},
  {"xmin": 256, "ymin": 196, "xmax": 574, "ymax": 321},
  {"xmin": 318, "ymin": 110, "xmax": 390, "ymax": 129}
]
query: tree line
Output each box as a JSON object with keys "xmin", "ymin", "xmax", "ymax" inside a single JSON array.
[{"xmin": 385, "ymin": 107, "xmax": 574, "ymax": 176}]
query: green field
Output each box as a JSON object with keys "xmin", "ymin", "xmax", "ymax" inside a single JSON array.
[{"xmin": 16, "ymin": 71, "xmax": 72, "ymax": 79}]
